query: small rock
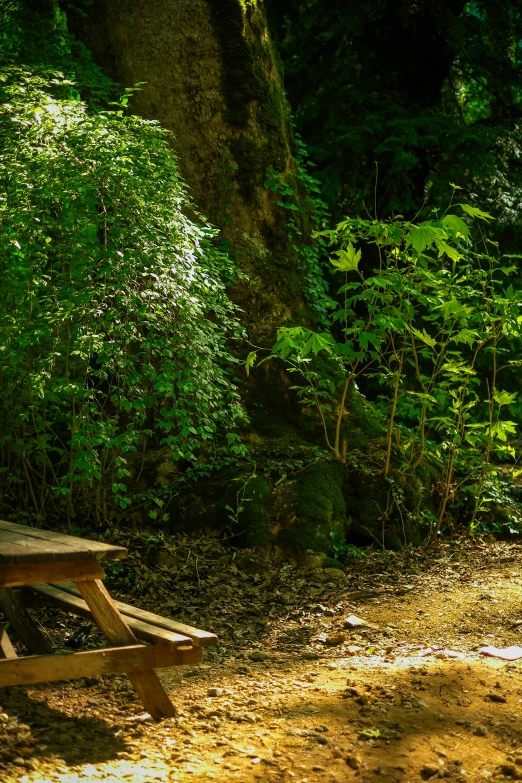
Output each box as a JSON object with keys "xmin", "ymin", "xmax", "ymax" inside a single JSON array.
[
  {"xmin": 421, "ymin": 764, "xmax": 439, "ymax": 779},
  {"xmin": 346, "ymin": 755, "xmax": 361, "ymax": 770},
  {"xmin": 12, "ymin": 758, "xmax": 25, "ymax": 767},
  {"xmin": 486, "ymin": 693, "xmax": 507, "ymax": 703},
  {"xmin": 325, "ymin": 633, "xmax": 346, "ymax": 646},
  {"xmin": 474, "ymin": 726, "xmax": 488, "ymax": 737},
  {"xmin": 498, "ymin": 762, "xmax": 519, "ymax": 778},
  {"xmin": 85, "ymin": 677, "xmax": 100, "ymax": 687},
  {"xmin": 208, "ymin": 688, "xmax": 223, "ymax": 697}
]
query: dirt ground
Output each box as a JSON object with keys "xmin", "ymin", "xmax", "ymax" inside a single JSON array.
[{"xmin": 3, "ymin": 536, "xmax": 522, "ymax": 782}]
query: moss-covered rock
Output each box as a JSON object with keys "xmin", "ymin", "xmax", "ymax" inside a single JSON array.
[{"xmin": 278, "ymin": 461, "xmax": 348, "ymax": 553}]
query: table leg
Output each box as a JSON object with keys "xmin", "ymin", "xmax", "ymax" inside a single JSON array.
[
  {"xmin": 0, "ymin": 625, "xmax": 17, "ymax": 659},
  {"xmin": 76, "ymin": 579, "xmax": 176, "ymax": 720},
  {"xmin": 0, "ymin": 588, "xmax": 52, "ymax": 655}
]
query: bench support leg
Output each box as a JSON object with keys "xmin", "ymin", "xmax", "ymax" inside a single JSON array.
[
  {"xmin": 0, "ymin": 625, "xmax": 17, "ymax": 659},
  {"xmin": 0, "ymin": 588, "xmax": 52, "ymax": 655},
  {"xmin": 76, "ymin": 579, "xmax": 176, "ymax": 720}
]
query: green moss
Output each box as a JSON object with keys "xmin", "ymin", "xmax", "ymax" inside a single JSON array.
[
  {"xmin": 207, "ymin": 0, "xmax": 290, "ymax": 205},
  {"xmin": 229, "ymin": 135, "xmax": 275, "ymax": 203},
  {"xmin": 207, "ymin": 0, "xmax": 286, "ymax": 130},
  {"xmin": 218, "ymin": 473, "xmax": 273, "ymax": 547},
  {"xmin": 279, "ymin": 461, "xmax": 348, "ymax": 553}
]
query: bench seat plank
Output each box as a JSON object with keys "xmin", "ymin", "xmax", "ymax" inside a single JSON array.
[
  {"xmin": 31, "ymin": 584, "xmax": 194, "ymax": 649},
  {"xmin": 0, "ymin": 643, "xmax": 202, "ymax": 688},
  {"xmin": 53, "ymin": 582, "xmax": 218, "ymax": 647}
]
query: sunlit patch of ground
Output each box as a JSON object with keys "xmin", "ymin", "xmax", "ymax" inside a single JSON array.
[{"xmin": 3, "ymin": 539, "xmax": 522, "ymax": 782}]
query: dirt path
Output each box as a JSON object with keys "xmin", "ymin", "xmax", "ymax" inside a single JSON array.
[{"xmin": 3, "ymin": 538, "xmax": 522, "ymax": 782}]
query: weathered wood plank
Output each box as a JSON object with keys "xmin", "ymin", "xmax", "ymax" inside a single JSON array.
[
  {"xmin": 0, "ymin": 643, "xmax": 186, "ymax": 687},
  {"xmin": 0, "ymin": 530, "xmax": 93, "ymax": 564},
  {"xmin": 0, "ymin": 588, "xmax": 52, "ymax": 654},
  {"xmin": 32, "ymin": 584, "xmax": 193, "ymax": 648},
  {"xmin": 77, "ymin": 580, "xmax": 177, "ymax": 719},
  {"xmin": 54, "ymin": 582, "xmax": 218, "ymax": 647},
  {"xmin": 0, "ymin": 626, "xmax": 17, "ymax": 659},
  {"xmin": 0, "ymin": 520, "xmax": 127, "ymax": 562},
  {"xmin": 0, "ymin": 559, "xmax": 106, "ymax": 588}
]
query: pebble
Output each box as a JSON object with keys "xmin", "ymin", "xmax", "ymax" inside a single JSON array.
[
  {"xmin": 207, "ymin": 688, "xmax": 223, "ymax": 697},
  {"xmin": 325, "ymin": 633, "xmax": 346, "ymax": 646},
  {"xmin": 421, "ymin": 764, "xmax": 439, "ymax": 779},
  {"xmin": 486, "ymin": 692, "xmax": 507, "ymax": 703},
  {"xmin": 474, "ymin": 726, "xmax": 488, "ymax": 737},
  {"xmin": 499, "ymin": 763, "xmax": 518, "ymax": 778},
  {"xmin": 346, "ymin": 755, "xmax": 361, "ymax": 770}
]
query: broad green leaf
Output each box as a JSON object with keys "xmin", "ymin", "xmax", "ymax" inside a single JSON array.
[
  {"xmin": 330, "ymin": 241, "xmax": 361, "ymax": 272},
  {"xmin": 491, "ymin": 420, "xmax": 517, "ymax": 441},
  {"xmin": 407, "ymin": 223, "xmax": 444, "ymax": 254},
  {"xmin": 494, "ymin": 390, "xmax": 518, "ymax": 407},
  {"xmin": 435, "ymin": 239, "xmax": 462, "ymax": 263},
  {"xmin": 458, "ymin": 203, "xmax": 494, "ymax": 222},
  {"xmin": 367, "ymin": 276, "xmax": 392, "ymax": 287},
  {"xmin": 305, "ymin": 332, "xmax": 335, "ymax": 355},
  {"xmin": 412, "ymin": 327, "xmax": 436, "ymax": 348},
  {"xmin": 442, "ymin": 213, "xmax": 469, "ymax": 241},
  {"xmin": 451, "ymin": 329, "xmax": 478, "ymax": 347},
  {"xmin": 439, "ymin": 300, "xmax": 472, "ymax": 320}
]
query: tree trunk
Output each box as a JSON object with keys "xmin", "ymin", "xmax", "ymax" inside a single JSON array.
[{"xmin": 66, "ymin": 0, "xmax": 312, "ymax": 343}]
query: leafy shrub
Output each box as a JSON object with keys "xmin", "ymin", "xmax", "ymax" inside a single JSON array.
[
  {"xmin": 0, "ymin": 68, "xmax": 246, "ymax": 523},
  {"xmin": 257, "ymin": 193, "xmax": 522, "ymax": 537}
]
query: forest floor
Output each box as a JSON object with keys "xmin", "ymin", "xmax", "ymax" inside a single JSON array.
[{"xmin": 3, "ymin": 534, "xmax": 522, "ymax": 782}]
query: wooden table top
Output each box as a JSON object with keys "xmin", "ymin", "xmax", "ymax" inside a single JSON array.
[{"xmin": 0, "ymin": 520, "xmax": 127, "ymax": 564}]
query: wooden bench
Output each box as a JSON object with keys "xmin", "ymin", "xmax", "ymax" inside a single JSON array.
[{"xmin": 0, "ymin": 519, "xmax": 217, "ymax": 719}]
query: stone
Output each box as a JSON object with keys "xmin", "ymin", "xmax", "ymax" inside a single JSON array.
[
  {"xmin": 474, "ymin": 726, "xmax": 488, "ymax": 737},
  {"xmin": 421, "ymin": 764, "xmax": 439, "ymax": 779},
  {"xmin": 486, "ymin": 692, "xmax": 507, "ymax": 703},
  {"xmin": 346, "ymin": 755, "xmax": 361, "ymax": 770}
]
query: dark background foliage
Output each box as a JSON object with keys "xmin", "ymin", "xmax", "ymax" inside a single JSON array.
[{"xmin": 266, "ymin": 0, "xmax": 522, "ymax": 239}]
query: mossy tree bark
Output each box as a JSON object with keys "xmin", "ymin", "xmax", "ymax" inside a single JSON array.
[{"xmin": 66, "ymin": 0, "xmax": 313, "ymax": 343}]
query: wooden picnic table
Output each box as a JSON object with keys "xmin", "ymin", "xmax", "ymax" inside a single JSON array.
[{"xmin": 0, "ymin": 519, "xmax": 217, "ymax": 720}]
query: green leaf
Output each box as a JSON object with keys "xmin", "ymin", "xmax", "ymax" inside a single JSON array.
[
  {"xmin": 411, "ymin": 328, "xmax": 436, "ymax": 348},
  {"xmin": 441, "ymin": 214, "xmax": 469, "ymax": 241},
  {"xmin": 330, "ymin": 242, "xmax": 361, "ymax": 272},
  {"xmin": 493, "ymin": 390, "xmax": 518, "ymax": 407},
  {"xmin": 439, "ymin": 300, "xmax": 472, "ymax": 320},
  {"xmin": 490, "ymin": 420, "xmax": 517, "ymax": 441},
  {"xmin": 245, "ymin": 351, "xmax": 257, "ymax": 377},
  {"xmin": 451, "ymin": 329, "xmax": 478, "ymax": 347},
  {"xmin": 434, "ymin": 239, "xmax": 462, "ymax": 263},
  {"xmin": 458, "ymin": 203, "xmax": 494, "ymax": 222},
  {"xmin": 406, "ymin": 391, "xmax": 438, "ymax": 404},
  {"xmin": 407, "ymin": 224, "xmax": 444, "ymax": 254}
]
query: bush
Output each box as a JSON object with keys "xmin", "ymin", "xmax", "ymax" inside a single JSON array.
[{"xmin": 0, "ymin": 68, "xmax": 246, "ymax": 523}]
